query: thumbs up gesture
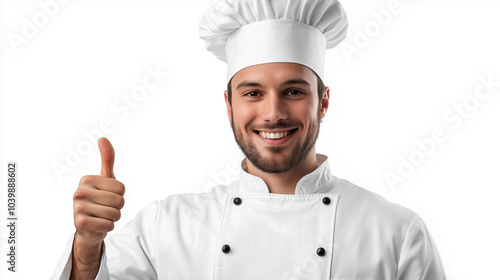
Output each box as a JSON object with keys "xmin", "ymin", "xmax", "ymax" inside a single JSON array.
[{"xmin": 73, "ymin": 137, "xmax": 125, "ymax": 246}]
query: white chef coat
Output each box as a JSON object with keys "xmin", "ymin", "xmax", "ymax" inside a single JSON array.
[{"xmin": 51, "ymin": 154, "xmax": 446, "ymax": 280}]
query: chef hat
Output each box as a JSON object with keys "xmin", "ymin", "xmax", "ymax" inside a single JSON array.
[{"xmin": 199, "ymin": 0, "xmax": 348, "ymax": 84}]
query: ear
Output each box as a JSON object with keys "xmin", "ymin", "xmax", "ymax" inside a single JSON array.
[
  {"xmin": 319, "ymin": 86, "xmax": 330, "ymax": 119},
  {"xmin": 224, "ymin": 89, "xmax": 232, "ymax": 121}
]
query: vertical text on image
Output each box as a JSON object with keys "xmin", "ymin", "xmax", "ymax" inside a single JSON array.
[{"xmin": 6, "ymin": 162, "xmax": 18, "ymax": 272}]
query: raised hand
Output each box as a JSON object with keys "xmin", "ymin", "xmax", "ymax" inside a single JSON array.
[{"xmin": 70, "ymin": 137, "xmax": 125, "ymax": 279}]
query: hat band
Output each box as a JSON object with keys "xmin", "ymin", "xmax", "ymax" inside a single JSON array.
[{"xmin": 225, "ymin": 19, "xmax": 326, "ymax": 84}]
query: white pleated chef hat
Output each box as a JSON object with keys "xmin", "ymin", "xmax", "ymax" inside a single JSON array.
[{"xmin": 199, "ymin": 0, "xmax": 348, "ymax": 84}]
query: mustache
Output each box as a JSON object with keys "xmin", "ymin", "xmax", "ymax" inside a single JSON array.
[{"xmin": 249, "ymin": 122, "xmax": 301, "ymax": 131}]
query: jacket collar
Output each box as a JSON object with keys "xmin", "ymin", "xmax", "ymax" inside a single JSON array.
[{"xmin": 238, "ymin": 154, "xmax": 333, "ymax": 194}]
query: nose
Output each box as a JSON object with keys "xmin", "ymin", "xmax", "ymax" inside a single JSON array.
[{"xmin": 261, "ymin": 92, "xmax": 287, "ymax": 123}]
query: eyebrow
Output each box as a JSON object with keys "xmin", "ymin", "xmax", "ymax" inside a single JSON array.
[{"xmin": 235, "ymin": 78, "xmax": 311, "ymax": 90}]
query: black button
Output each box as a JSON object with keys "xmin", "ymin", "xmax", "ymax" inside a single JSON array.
[
  {"xmin": 322, "ymin": 197, "xmax": 331, "ymax": 205},
  {"xmin": 316, "ymin": 247, "xmax": 326, "ymax": 256},
  {"xmin": 233, "ymin": 197, "xmax": 242, "ymax": 205},
  {"xmin": 222, "ymin": 244, "xmax": 231, "ymax": 254}
]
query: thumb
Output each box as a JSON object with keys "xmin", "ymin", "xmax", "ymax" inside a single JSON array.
[{"xmin": 98, "ymin": 137, "xmax": 115, "ymax": 179}]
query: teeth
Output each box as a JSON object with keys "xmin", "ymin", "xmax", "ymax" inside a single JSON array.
[{"xmin": 259, "ymin": 130, "xmax": 292, "ymax": 139}]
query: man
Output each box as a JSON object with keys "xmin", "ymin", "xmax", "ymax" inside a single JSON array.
[{"xmin": 51, "ymin": 0, "xmax": 447, "ymax": 279}]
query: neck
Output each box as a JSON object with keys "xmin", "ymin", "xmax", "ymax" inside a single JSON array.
[{"xmin": 246, "ymin": 148, "xmax": 319, "ymax": 194}]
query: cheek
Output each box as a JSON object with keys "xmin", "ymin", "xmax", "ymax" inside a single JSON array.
[
  {"xmin": 232, "ymin": 104, "xmax": 258, "ymax": 129},
  {"xmin": 290, "ymin": 103, "xmax": 317, "ymax": 126}
]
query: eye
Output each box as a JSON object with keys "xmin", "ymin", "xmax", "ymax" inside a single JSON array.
[
  {"xmin": 244, "ymin": 91, "xmax": 261, "ymax": 97},
  {"xmin": 286, "ymin": 89, "xmax": 304, "ymax": 96}
]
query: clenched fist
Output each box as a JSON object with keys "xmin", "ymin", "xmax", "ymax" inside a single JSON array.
[{"xmin": 73, "ymin": 137, "xmax": 125, "ymax": 247}]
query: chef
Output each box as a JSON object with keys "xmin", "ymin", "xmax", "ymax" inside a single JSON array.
[{"xmin": 51, "ymin": 0, "xmax": 447, "ymax": 279}]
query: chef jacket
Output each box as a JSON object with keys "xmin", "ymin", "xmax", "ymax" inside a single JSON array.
[{"xmin": 51, "ymin": 154, "xmax": 447, "ymax": 280}]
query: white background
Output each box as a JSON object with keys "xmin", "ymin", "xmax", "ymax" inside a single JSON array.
[{"xmin": 1, "ymin": 0, "xmax": 499, "ymax": 279}]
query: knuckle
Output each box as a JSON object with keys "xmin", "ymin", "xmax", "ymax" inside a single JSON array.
[
  {"xmin": 73, "ymin": 202, "xmax": 85, "ymax": 214},
  {"xmin": 113, "ymin": 210, "xmax": 121, "ymax": 222},
  {"xmin": 116, "ymin": 196, "xmax": 125, "ymax": 209},
  {"xmin": 117, "ymin": 182, "xmax": 125, "ymax": 195},
  {"xmin": 75, "ymin": 216, "xmax": 89, "ymax": 230},
  {"xmin": 106, "ymin": 221, "xmax": 115, "ymax": 232},
  {"xmin": 73, "ymin": 190, "xmax": 87, "ymax": 201},
  {"xmin": 79, "ymin": 175, "xmax": 93, "ymax": 185}
]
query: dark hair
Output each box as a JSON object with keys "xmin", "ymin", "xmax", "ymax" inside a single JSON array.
[{"xmin": 226, "ymin": 72, "xmax": 326, "ymax": 105}]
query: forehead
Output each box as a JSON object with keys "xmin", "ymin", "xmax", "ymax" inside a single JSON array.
[{"xmin": 231, "ymin": 62, "xmax": 317, "ymax": 90}]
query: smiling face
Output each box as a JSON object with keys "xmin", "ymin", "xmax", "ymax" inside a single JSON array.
[{"xmin": 225, "ymin": 62, "xmax": 329, "ymax": 174}]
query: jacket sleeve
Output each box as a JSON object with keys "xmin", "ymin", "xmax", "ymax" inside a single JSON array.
[
  {"xmin": 395, "ymin": 214, "xmax": 447, "ymax": 280},
  {"xmin": 50, "ymin": 200, "xmax": 159, "ymax": 280},
  {"xmin": 49, "ymin": 232, "xmax": 110, "ymax": 280}
]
